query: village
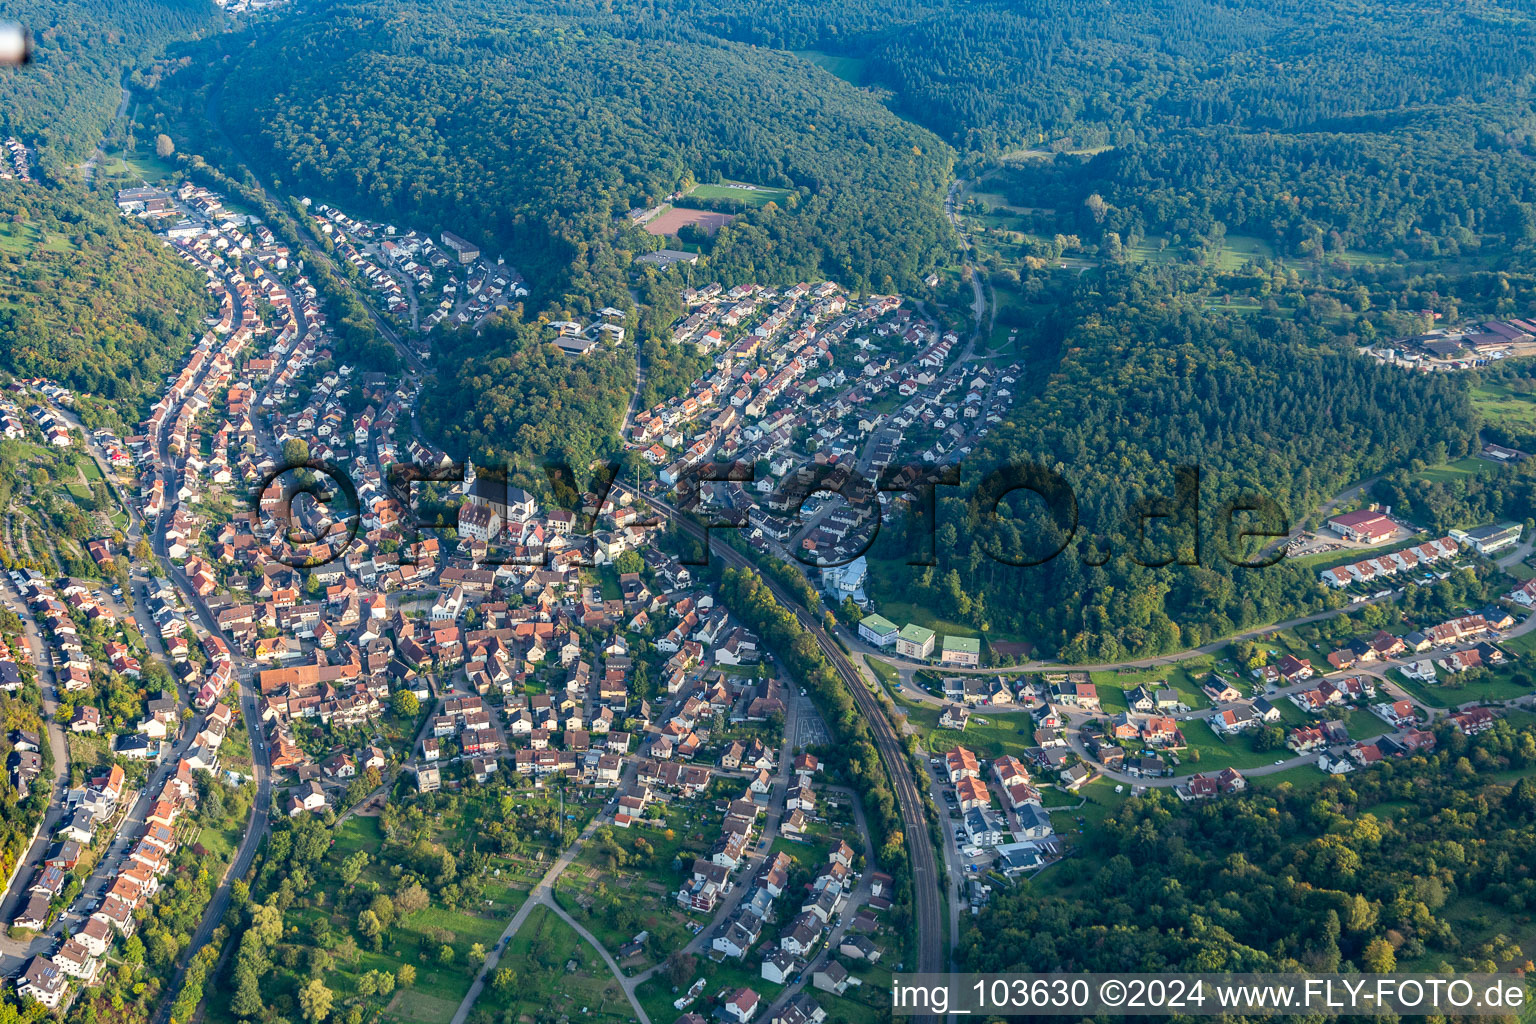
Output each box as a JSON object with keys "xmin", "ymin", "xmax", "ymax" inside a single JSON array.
[
  {"xmin": 841, "ymin": 526, "xmax": 1535, "ymax": 914},
  {"xmin": 304, "ymin": 201, "xmax": 530, "ymax": 341}
]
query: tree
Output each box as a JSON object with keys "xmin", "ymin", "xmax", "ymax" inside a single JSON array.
[
  {"xmin": 664, "ymin": 950, "xmax": 696, "ymax": 987},
  {"xmin": 1362, "ymin": 937, "xmax": 1396, "ymax": 973},
  {"xmin": 468, "ymin": 942, "xmax": 487, "ymax": 967},
  {"xmin": 438, "ymin": 945, "xmax": 455, "ymax": 965},
  {"xmin": 1252, "ymin": 724, "xmax": 1285, "ymax": 752},
  {"xmin": 298, "ymin": 978, "xmax": 333, "ymax": 1023},
  {"xmin": 358, "ymin": 909, "xmax": 383, "ymax": 949},
  {"xmin": 492, "ymin": 967, "xmax": 518, "ymax": 993},
  {"xmin": 155, "ymin": 133, "xmax": 175, "ymax": 158},
  {"xmin": 395, "ymin": 881, "xmax": 430, "ymax": 914},
  {"xmin": 231, "ymin": 968, "xmax": 265, "ymax": 1017},
  {"xmin": 396, "ymin": 963, "xmax": 417, "ymax": 988},
  {"xmin": 339, "ymin": 850, "xmax": 369, "ymax": 885},
  {"xmin": 392, "ymin": 689, "xmax": 420, "ymax": 718},
  {"xmin": 283, "ymin": 437, "xmax": 312, "ymax": 467}
]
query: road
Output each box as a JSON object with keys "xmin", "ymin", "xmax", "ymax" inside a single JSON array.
[
  {"xmin": 751, "ymin": 784, "xmax": 880, "ymax": 1024},
  {"xmin": 36, "ymin": 380, "xmax": 274, "ymax": 1024},
  {"xmin": 79, "ymin": 85, "xmax": 130, "ymax": 186},
  {"xmin": 945, "ymin": 179, "xmax": 988, "ymax": 340},
  {"xmin": 0, "ymin": 574, "xmax": 70, "ymax": 969},
  {"xmin": 857, "ymin": 515, "xmax": 1536, "ymax": 688},
  {"xmin": 74, "ymin": 267, "xmax": 276, "ymax": 1024}
]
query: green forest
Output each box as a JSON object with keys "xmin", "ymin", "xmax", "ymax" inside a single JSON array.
[
  {"xmin": 0, "ymin": 0, "xmax": 216, "ymax": 169},
  {"xmin": 0, "ymin": 180, "xmax": 212, "ymax": 425},
  {"xmin": 421, "ymin": 313, "xmax": 636, "ymax": 473},
  {"xmin": 872, "ymin": 260, "xmax": 1513, "ymax": 662},
  {"xmin": 201, "ymin": 0, "xmax": 954, "ymax": 310},
  {"xmin": 967, "ymin": 718, "xmax": 1536, "ymax": 984}
]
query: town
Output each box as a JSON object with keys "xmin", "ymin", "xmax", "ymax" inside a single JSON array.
[{"xmin": 0, "ymin": 162, "xmax": 1528, "ymax": 1024}]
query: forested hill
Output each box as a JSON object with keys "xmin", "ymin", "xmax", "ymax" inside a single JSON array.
[
  {"xmin": 209, "ymin": 0, "xmax": 955, "ymax": 312},
  {"xmin": 456, "ymin": 0, "xmax": 1536, "ymax": 154},
  {"xmin": 0, "ymin": 0, "xmax": 217, "ymax": 169},
  {"xmin": 0, "ymin": 180, "xmax": 213, "ymax": 427},
  {"xmin": 879, "ymin": 264, "xmax": 1480, "ymax": 663},
  {"xmin": 965, "ymin": 718, "xmax": 1536, "ymax": 981}
]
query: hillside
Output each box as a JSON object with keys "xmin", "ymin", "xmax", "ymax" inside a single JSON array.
[
  {"xmin": 966, "ymin": 719, "xmax": 1536, "ymax": 980},
  {"xmin": 209, "ymin": 0, "xmax": 955, "ymax": 312},
  {"xmin": 0, "ymin": 0, "xmax": 217, "ymax": 169},
  {"xmin": 0, "ymin": 180, "xmax": 213, "ymax": 427}
]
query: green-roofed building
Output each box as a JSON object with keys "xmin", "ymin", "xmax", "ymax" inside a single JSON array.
[
  {"xmin": 858, "ymin": 613, "xmax": 900, "ymax": 647},
  {"xmin": 940, "ymin": 634, "xmax": 982, "ymax": 667},
  {"xmin": 896, "ymin": 623, "xmax": 936, "ymax": 659}
]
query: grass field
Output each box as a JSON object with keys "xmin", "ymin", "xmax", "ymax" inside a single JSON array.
[
  {"xmin": 1091, "ymin": 657, "xmax": 1217, "ymax": 711},
  {"xmin": 1388, "ymin": 666, "xmax": 1536, "ymax": 709},
  {"xmin": 1504, "ymin": 630, "xmax": 1536, "ymax": 658},
  {"xmin": 1173, "ymin": 718, "xmax": 1291, "ymax": 775},
  {"xmin": 1471, "ymin": 381, "xmax": 1536, "ymax": 434},
  {"xmin": 1344, "ymin": 708, "xmax": 1392, "ymax": 740},
  {"xmin": 0, "ymin": 218, "xmax": 74, "ymax": 257},
  {"xmin": 685, "ymin": 180, "xmax": 794, "ymax": 208},
  {"xmin": 554, "ymin": 812, "xmax": 703, "ymax": 968},
  {"xmin": 1001, "ymin": 144, "xmax": 1115, "ymax": 163},
  {"xmin": 635, "ymin": 949, "xmax": 786, "ymax": 1024},
  {"xmin": 1124, "ymin": 232, "xmax": 1391, "ymax": 277},
  {"xmin": 1040, "ymin": 777, "xmax": 1130, "ymax": 863},
  {"xmin": 1248, "ymin": 764, "xmax": 1334, "ymax": 792},
  {"xmin": 0, "ymin": 220, "xmax": 40, "ymax": 255},
  {"xmin": 864, "ymin": 654, "xmax": 899, "ymax": 693},
  {"xmin": 1410, "ymin": 457, "xmax": 1503, "ymax": 484},
  {"xmin": 791, "ymin": 49, "xmax": 868, "ymax": 86},
  {"xmin": 245, "ymin": 814, "xmax": 544, "ymax": 1024},
  {"xmin": 470, "ymin": 905, "xmax": 634, "ymax": 1024}
]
